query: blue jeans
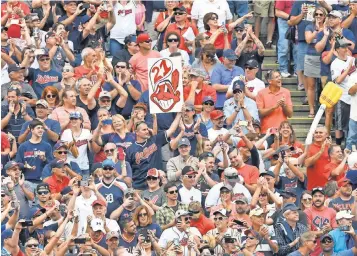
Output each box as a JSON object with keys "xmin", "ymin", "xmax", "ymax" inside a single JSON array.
[
  {"xmin": 110, "ymin": 39, "xmax": 124, "ymax": 56},
  {"xmin": 277, "ymin": 18, "xmax": 298, "ymax": 73},
  {"xmin": 347, "ymin": 119, "xmax": 357, "ymax": 150},
  {"xmin": 228, "ymin": 0, "xmax": 249, "ymax": 18}
]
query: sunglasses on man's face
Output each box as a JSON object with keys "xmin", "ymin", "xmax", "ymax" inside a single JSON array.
[
  {"xmin": 174, "ymin": 12, "xmax": 185, "ymax": 16},
  {"xmin": 184, "ymin": 216, "xmax": 192, "ymax": 222},
  {"xmin": 245, "ymin": 67, "xmax": 255, "ymax": 70},
  {"xmin": 168, "ymin": 189, "xmax": 178, "ymax": 194},
  {"xmin": 116, "ymin": 65, "xmax": 126, "ymax": 69},
  {"xmin": 39, "ymin": 58, "xmax": 50, "ymax": 62},
  {"xmin": 322, "ymin": 239, "xmax": 332, "ymax": 244},
  {"xmin": 104, "ymin": 148, "xmax": 115, "ymax": 154},
  {"xmin": 144, "ymin": 39, "xmax": 152, "ymax": 43},
  {"xmin": 56, "ymin": 150, "xmax": 68, "ymax": 155},
  {"xmin": 203, "ymin": 102, "xmax": 214, "ymax": 106},
  {"xmin": 26, "ymin": 244, "xmax": 39, "ymax": 248},
  {"xmin": 100, "ymin": 99, "xmax": 111, "ymax": 103},
  {"xmin": 38, "ymin": 191, "xmax": 49, "ymax": 195},
  {"xmin": 185, "ymin": 175, "xmax": 196, "ymax": 179},
  {"xmin": 146, "ymin": 176, "xmax": 158, "ymax": 181},
  {"xmin": 189, "ymin": 210, "xmax": 200, "ymax": 214},
  {"xmin": 214, "ymin": 216, "xmax": 225, "ymax": 221},
  {"xmin": 103, "ymin": 167, "xmax": 114, "ymax": 171}
]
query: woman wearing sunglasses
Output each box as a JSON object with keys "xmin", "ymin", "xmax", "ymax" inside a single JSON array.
[
  {"xmin": 196, "ymin": 96, "xmax": 215, "ymax": 130},
  {"xmin": 41, "ymin": 86, "xmax": 60, "ymax": 114},
  {"xmin": 300, "ymin": 191, "xmax": 312, "ymax": 211},
  {"xmin": 209, "ymin": 185, "xmax": 237, "ymax": 219},
  {"xmin": 133, "ymin": 205, "xmax": 162, "ymax": 239},
  {"xmin": 304, "ymin": 7, "xmax": 328, "ymax": 118},
  {"xmin": 192, "ymin": 43, "xmax": 219, "ymax": 79},
  {"xmin": 160, "ymin": 31, "xmax": 190, "ymax": 67}
]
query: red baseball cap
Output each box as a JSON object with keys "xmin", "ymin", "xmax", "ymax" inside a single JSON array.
[
  {"xmin": 237, "ymin": 139, "xmax": 247, "ymax": 148},
  {"xmin": 92, "ymin": 199, "xmax": 107, "ymax": 207},
  {"xmin": 210, "ymin": 110, "xmax": 224, "ymax": 120},
  {"xmin": 137, "ymin": 33, "xmax": 151, "ymax": 44}
]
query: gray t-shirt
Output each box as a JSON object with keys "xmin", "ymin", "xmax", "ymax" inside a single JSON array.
[
  {"xmin": 141, "ymin": 188, "xmax": 167, "ymax": 208},
  {"xmin": 1, "ymin": 82, "xmax": 37, "ymax": 102},
  {"xmin": 13, "ymin": 181, "xmax": 33, "ymax": 219}
]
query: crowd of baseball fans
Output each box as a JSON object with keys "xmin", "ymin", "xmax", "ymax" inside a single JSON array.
[{"xmin": 1, "ymin": 0, "xmax": 357, "ymax": 255}]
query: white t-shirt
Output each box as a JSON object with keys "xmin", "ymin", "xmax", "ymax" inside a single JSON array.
[
  {"xmin": 228, "ymin": 77, "xmax": 265, "ymax": 97},
  {"xmin": 331, "ymin": 56, "xmax": 355, "ymax": 105},
  {"xmin": 208, "ymin": 128, "xmax": 239, "ymax": 164},
  {"xmin": 160, "ymin": 48, "xmax": 191, "ymax": 67},
  {"xmin": 110, "ymin": 1, "xmax": 137, "ymax": 44},
  {"xmin": 159, "ymin": 226, "xmax": 202, "ymax": 255},
  {"xmin": 75, "ymin": 193, "xmax": 97, "ymax": 235},
  {"xmin": 191, "ymin": 0, "xmax": 233, "ymax": 32},
  {"xmin": 178, "ymin": 185, "xmax": 202, "ymax": 204},
  {"xmin": 61, "ymin": 129, "xmax": 92, "ymax": 170},
  {"xmin": 205, "ymin": 182, "xmax": 252, "ymax": 207},
  {"xmin": 347, "ymin": 72, "xmax": 357, "ymax": 121}
]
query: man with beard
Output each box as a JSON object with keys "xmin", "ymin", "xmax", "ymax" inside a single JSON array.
[
  {"xmin": 33, "ymin": 183, "xmax": 52, "ymax": 210},
  {"xmin": 324, "ymin": 145, "xmax": 350, "ymax": 187},
  {"xmin": 24, "ymin": 48, "xmax": 62, "ymax": 98},
  {"xmin": 18, "ymin": 99, "xmax": 60, "ymax": 147},
  {"xmin": 305, "ymin": 126, "xmax": 331, "ymax": 190},
  {"xmin": 324, "ymin": 231, "xmax": 357, "ymax": 256},
  {"xmin": 119, "ymin": 218, "xmax": 138, "ymax": 254},
  {"xmin": 205, "ymin": 167, "xmax": 251, "ymax": 210},
  {"xmin": 112, "ymin": 35, "xmax": 139, "ymax": 66},
  {"xmin": 1, "ymin": 87, "xmax": 35, "ymax": 140},
  {"xmin": 50, "ymin": 89, "xmax": 90, "ymax": 131},
  {"xmin": 41, "ymin": 141, "xmax": 82, "ymax": 181},
  {"xmin": 275, "ymin": 203, "xmax": 309, "ymax": 256},
  {"xmin": 16, "ymin": 119, "xmax": 53, "ymax": 186},
  {"xmin": 3, "ymin": 161, "xmax": 34, "ymax": 219},
  {"xmin": 188, "ymin": 201, "xmax": 215, "ymax": 235},
  {"xmin": 231, "ymin": 196, "xmax": 252, "ymax": 229},
  {"xmin": 329, "ymin": 178, "xmax": 355, "ymax": 212},
  {"xmin": 96, "ymin": 159, "xmax": 127, "ymax": 218},
  {"xmin": 304, "ymin": 187, "xmax": 338, "ymax": 256},
  {"xmin": 125, "ymin": 111, "xmax": 181, "ymax": 190},
  {"xmin": 195, "ymin": 152, "xmax": 220, "ymax": 194},
  {"xmin": 228, "ymin": 146, "xmax": 259, "ymax": 194},
  {"xmin": 328, "ymin": 210, "xmax": 357, "ymax": 253}
]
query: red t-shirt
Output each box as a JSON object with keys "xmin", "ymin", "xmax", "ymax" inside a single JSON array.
[
  {"xmin": 234, "ymin": 164, "xmax": 259, "ymax": 185},
  {"xmin": 46, "ymin": 174, "xmax": 70, "ymax": 194},
  {"xmin": 205, "ymin": 25, "xmax": 233, "ymax": 50},
  {"xmin": 306, "ymin": 142, "xmax": 330, "ymax": 190},
  {"xmin": 1, "ymin": 132, "xmax": 10, "ymax": 151},
  {"xmin": 275, "ymin": 0, "xmax": 294, "ymax": 14},
  {"xmin": 190, "ymin": 214, "xmax": 215, "ymax": 235},
  {"xmin": 304, "ymin": 206, "xmax": 337, "ymax": 256},
  {"xmin": 323, "ymin": 162, "xmax": 348, "ymax": 186},
  {"xmin": 164, "ymin": 21, "xmax": 199, "ymax": 53},
  {"xmin": 74, "ymin": 65, "xmax": 103, "ymax": 98},
  {"xmin": 1, "ymin": 2, "xmax": 30, "ymax": 38},
  {"xmin": 183, "ymin": 84, "xmax": 217, "ymax": 105}
]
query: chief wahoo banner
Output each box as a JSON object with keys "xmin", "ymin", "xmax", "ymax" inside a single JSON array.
[{"xmin": 148, "ymin": 57, "xmax": 183, "ymax": 114}]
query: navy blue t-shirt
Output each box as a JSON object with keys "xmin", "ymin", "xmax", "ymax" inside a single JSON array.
[
  {"xmin": 103, "ymin": 79, "xmax": 142, "ymax": 119},
  {"xmin": 19, "ymin": 118, "xmax": 61, "ymax": 148},
  {"xmin": 316, "ymin": 28, "xmax": 355, "ymax": 52},
  {"xmin": 97, "ymin": 179, "xmax": 126, "ymax": 218},
  {"xmin": 305, "ymin": 23, "xmax": 320, "ymax": 56},
  {"xmin": 342, "ymin": 17, "xmax": 357, "ymax": 54},
  {"xmin": 27, "ymin": 68, "xmax": 62, "ymax": 98},
  {"xmin": 91, "ymin": 161, "xmax": 133, "ymax": 178},
  {"xmin": 290, "ymin": 1, "xmax": 319, "ymax": 42},
  {"xmin": 276, "ymin": 175, "xmax": 307, "ymax": 206},
  {"xmin": 119, "ymin": 207, "xmax": 134, "ymax": 221},
  {"xmin": 172, "ymin": 122, "xmax": 208, "ymax": 156},
  {"xmin": 138, "ymin": 90, "xmax": 176, "ymax": 131},
  {"xmin": 328, "ymin": 196, "xmax": 355, "ymax": 212},
  {"xmin": 101, "ymin": 132, "xmax": 136, "ymax": 151},
  {"xmin": 90, "ymin": 104, "xmax": 123, "ymax": 131},
  {"xmin": 332, "ymin": 4, "xmax": 350, "ymax": 18},
  {"xmin": 119, "ymin": 234, "xmax": 138, "ymax": 254},
  {"xmin": 58, "ymin": 15, "xmax": 90, "ymax": 51},
  {"xmin": 15, "ymin": 141, "xmax": 53, "ymax": 181},
  {"xmin": 137, "ymin": 223, "xmax": 162, "ymax": 239},
  {"xmin": 125, "ymin": 131, "xmax": 169, "ymax": 190},
  {"xmin": 346, "ymin": 170, "xmax": 357, "ymax": 190}
]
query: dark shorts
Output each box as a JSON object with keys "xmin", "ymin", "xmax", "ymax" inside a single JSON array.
[{"xmin": 334, "ymin": 100, "xmax": 350, "ymax": 131}]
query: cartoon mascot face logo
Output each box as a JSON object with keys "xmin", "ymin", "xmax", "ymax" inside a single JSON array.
[{"xmin": 149, "ymin": 58, "xmax": 180, "ymax": 112}]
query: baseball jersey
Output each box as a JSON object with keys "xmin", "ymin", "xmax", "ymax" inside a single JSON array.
[
  {"xmin": 27, "ymin": 68, "xmax": 62, "ymax": 98},
  {"xmin": 125, "ymin": 131, "xmax": 169, "ymax": 190},
  {"xmin": 101, "ymin": 132, "xmax": 136, "ymax": 151},
  {"xmin": 96, "ymin": 179, "xmax": 127, "ymax": 218},
  {"xmin": 16, "ymin": 141, "xmax": 53, "ymax": 181}
]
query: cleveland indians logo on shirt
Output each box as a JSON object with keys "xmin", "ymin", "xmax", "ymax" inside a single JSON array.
[
  {"xmin": 135, "ymin": 143, "xmax": 158, "ymax": 164},
  {"xmin": 312, "ymin": 216, "xmax": 330, "ymax": 229},
  {"xmin": 35, "ymin": 75, "xmax": 59, "ymax": 84}
]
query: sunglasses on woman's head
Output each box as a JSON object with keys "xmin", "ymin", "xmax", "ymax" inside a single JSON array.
[{"xmin": 46, "ymin": 94, "xmax": 56, "ymax": 98}]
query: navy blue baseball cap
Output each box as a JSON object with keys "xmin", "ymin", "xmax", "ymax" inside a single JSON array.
[
  {"xmin": 232, "ymin": 79, "xmax": 245, "ymax": 93},
  {"xmin": 223, "ymin": 49, "xmax": 238, "ymax": 60},
  {"xmin": 54, "ymin": 141, "xmax": 68, "ymax": 150},
  {"xmin": 202, "ymin": 96, "xmax": 215, "ymax": 104},
  {"xmin": 1, "ymin": 229, "xmax": 13, "ymax": 245},
  {"xmin": 282, "ymin": 203, "xmax": 299, "ymax": 213},
  {"xmin": 29, "ymin": 207, "xmax": 46, "ymax": 218},
  {"xmin": 259, "ymin": 171, "xmax": 275, "ymax": 178},
  {"xmin": 4, "ymin": 161, "xmax": 24, "ymax": 171},
  {"xmin": 50, "ymin": 159, "xmax": 65, "ymax": 169}
]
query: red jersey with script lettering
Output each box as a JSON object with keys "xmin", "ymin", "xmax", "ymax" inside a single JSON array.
[
  {"xmin": 304, "ymin": 206, "xmax": 337, "ymax": 256},
  {"xmin": 306, "ymin": 142, "xmax": 330, "ymax": 190},
  {"xmin": 125, "ymin": 131, "xmax": 169, "ymax": 190}
]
